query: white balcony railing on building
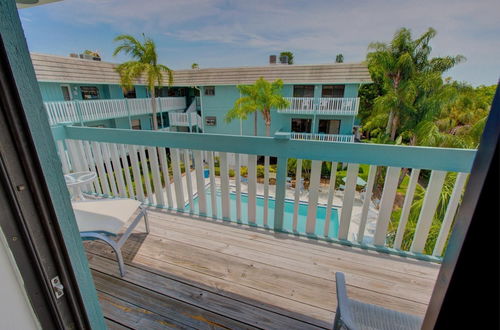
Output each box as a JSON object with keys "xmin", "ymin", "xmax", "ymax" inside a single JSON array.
[
  {"xmin": 291, "ymin": 132, "xmax": 354, "ymax": 143},
  {"xmin": 169, "ymin": 112, "xmax": 202, "ymax": 128},
  {"xmin": 44, "ymin": 97, "xmax": 186, "ymax": 126},
  {"xmin": 278, "ymin": 97, "xmax": 359, "ymax": 115}
]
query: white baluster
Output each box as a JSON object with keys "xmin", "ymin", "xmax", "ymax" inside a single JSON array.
[
  {"xmin": 324, "ymin": 162, "xmax": 338, "ymax": 237},
  {"xmin": 394, "ymin": 169, "xmax": 421, "ymax": 249},
  {"xmin": 338, "ymin": 163, "xmax": 360, "ymax": 240},
  {"xmin": 433, "ymin": 172, "xmax": 468, "ymax": 256},
  {"xmin": 292, "ymin": 159, "xmax": 302, "ymax": 232},
  {"xmin": 373, "ymin": 167, "xmax": 401, "ymax": 246},
  {"xmin": 306, "ymin": 160, "xmax": 322, "ymax": 234},
  {"xmin": 410, "ymin": 170, "xmax": 447, "ymax": 253},
  {"xmin": 247, "ymin": 154, "xmax": 257, "ymax": 224}
]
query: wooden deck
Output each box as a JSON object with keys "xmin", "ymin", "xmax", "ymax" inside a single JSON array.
[{"xmin": 84, "ymin": 209, "xmax": 440, "ymax": 329}]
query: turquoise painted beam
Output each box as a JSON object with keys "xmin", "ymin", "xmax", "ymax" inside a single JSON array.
[
  {"xmin": 61, "ymin": 126, "xmax": 477, "ymax": 173},
  {"xmin": 1, "ymin": 1, "xmax": 106, "ymax": 328}
]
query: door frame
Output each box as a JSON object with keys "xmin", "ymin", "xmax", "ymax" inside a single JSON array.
[
  {"xmin": 60, "ymin": 84, "xmax": 73, "ymax": 101},
  {"xmin": 0, "ymin": 36, "xmax": 93, "ymax": 328}
]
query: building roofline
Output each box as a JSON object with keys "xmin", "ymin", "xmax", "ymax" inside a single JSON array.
[{"xmin": 31, "ymin": 52, "xmax": 373, "ymax": 85}]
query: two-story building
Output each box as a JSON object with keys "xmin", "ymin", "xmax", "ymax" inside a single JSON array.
[{"xmin": 33, "ymin": 53, "xmax": 371, "ymax": 141}]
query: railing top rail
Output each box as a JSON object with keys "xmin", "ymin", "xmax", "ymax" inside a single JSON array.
[{"xmin": 58, "ymin": 125, "xmax": 476, "ymax": 172}]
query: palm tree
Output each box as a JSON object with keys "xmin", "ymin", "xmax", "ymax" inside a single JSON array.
[
  {"xmin": 279, "ymin": 51, "xmax": 294, "ymax": 65},
  {"xmin": 367, "ymin": 27, "xmax": 464, "ymax": 140},
  {"xmin": 225, "ymin": 77, "xmax": 289, "ymax": 136},
  {"xmin": 113, "ymin": 34, "xmax": 173, "ymax": 130}
]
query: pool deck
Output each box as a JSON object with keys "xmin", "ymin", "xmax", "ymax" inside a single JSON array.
[
  {"xmin": 164, "ymin": 170, "xmax": 378, "ymax": 241},
  {"xmin": 84, "ymin": 208, "xmax": 440, "ymax": 329}
]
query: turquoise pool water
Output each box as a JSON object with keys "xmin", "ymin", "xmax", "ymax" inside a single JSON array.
[{"xmin": 186, "ymin": 189, "xmax": 339, "ymax": 238}]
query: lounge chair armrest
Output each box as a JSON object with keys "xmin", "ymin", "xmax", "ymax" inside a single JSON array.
[{"xmin": 335, "ymin": 272, "xmax": 358, "ymax": 330}]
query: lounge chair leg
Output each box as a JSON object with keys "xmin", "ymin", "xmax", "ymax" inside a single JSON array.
[
  {"xmin": 114, "ymin": 247, "xmax": 126, "ymax": 277},
  {"xmin": 80, "ymin": 232, "xmax": 126, "ymax": 277},
  {"xmin": 106, "ymin": 238, "xmax": 126, "ymax": 277}
]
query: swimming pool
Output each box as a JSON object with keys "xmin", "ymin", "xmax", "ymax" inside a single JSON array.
[{"xmin": 186, "ymin": 189, "xmax": 339, "ymax": 238}]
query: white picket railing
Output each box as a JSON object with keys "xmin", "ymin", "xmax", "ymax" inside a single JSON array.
[
  {"xmin": 56, "ymin": 127, "xmax": 475, "ymax": 260},
  {"xmin": 291, "ymin": 132, "xmax": 354, "ymax": 143},
  {"xmin": 44, "ymin": 97, "xmax": 186, "ymax": 125},
  {"xmin": 169, "ymin": 112, "xmax": 202, "ymax": 128},
  {"xmin": 279, "ymin": 97, "xmax": 359, "ymax": 115}
]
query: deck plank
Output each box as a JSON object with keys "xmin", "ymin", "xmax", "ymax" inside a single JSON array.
[
  {"xmin": 85, "ymin": 208, "xmax": 439, "ymax": 329},
  {"xmin": 87, "ymin": 246, "xmax": 332, "ymax": 328},
  {"xmin": 144, "ymin": 215, "xmax": 436, "ymax": 303},
  {"xmin": 99, "ymin": 292, "xmax": 191, "ymax": 330},
  {"xmin": 94, "ymin": 270, "xmax": 254, "ymax": 330},
  {"xmin": 105, "ymin": 318, "xmax": 132, "ymax": 330},
  {"xmin": 148, "ymin": 211, "xmax": 439, "ymax": 279}
]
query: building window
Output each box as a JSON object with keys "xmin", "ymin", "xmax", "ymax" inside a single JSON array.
[
  {"xmin": 131, "ymin": 119, "xmax": 141, "ymax": 130},
  {"xmin": 80, "ymin": 86, "xmax": 100, "ymax": 100},
  {"xmin": 123, "ymin": 87, "xmax": 136, "ymax": 99},
  {"xmin": 322, "ymin": 85, "xmax": 345, "ymax": 98},
  {"xmin": 293, "ymin": 85, "xmax": 315, "ymax": 97},
  {"xmin": 318, "ymin": 119, "xmax": 340, "ymax": 134},
  {"xmin": 291, "ymin": 118, "xmax": 312, "ymax": 133},
  {"xmin": 155, "ymin": 86, "xmax": 169, "ymax": 97},
  {"xmin": 205, "ymin": 116, "xmax": 217, "ymax": 126},
  {"xmin": 205, "ymin": 86, "xmax": 215, "ymax": 96}
]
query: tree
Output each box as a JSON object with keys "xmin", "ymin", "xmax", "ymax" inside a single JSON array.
[
  {"xmin": 335, "ymin": 54, "xmax": 344, "ymax": 63},
  {"xmin": 413, "ymin": 82, "xmax": 495, "ymax": 148},
  {"xmin": 366, "ymin": 27, "xmax": 464, "ymax": 140},
  {"xmin": 113, "ymin": 34, "xmax": 173, "ymax": 130},
  {"xmin": 225, "ymin": 77, "xmax": 289, "ymax": 136},
  {"xmin": 279, "ymin": 51, "xmax": 294, "ymax": 65},
  {"xmin": 83, "ymin": 50, "xmax": 100, "ymax": 58},
  {"xmin": 191, "ymin": 63, "xmax": 199, "ymax": 69}
]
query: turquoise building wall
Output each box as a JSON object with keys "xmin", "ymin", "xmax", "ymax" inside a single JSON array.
[
  {"xmin": 38, "ymin": 79, "xmax": 359, "ymax": 136},
  {"xmin": 38, "ymin": 82, "xmax": 150, "ymax": 101},
  {"xmin": 200, "ymin": 83, "xmax": 359, "ymax": 136}
]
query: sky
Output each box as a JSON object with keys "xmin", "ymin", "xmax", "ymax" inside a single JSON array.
[{"xmin": 19, "ymin": 0, "xmax": 500, "ymax": 86}]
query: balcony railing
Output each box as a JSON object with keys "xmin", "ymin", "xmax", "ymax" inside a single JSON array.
[
  {"xmin": 169, "ymin": 112, "xmax": 202, "ymax": 128},
  {"xmin": 44, "ymin": 97, "xmax": 186, "ymax": 126},
  {"xmin": 279, "ymin": 97, "xmax": 359, "ymax": 115},
  {"xmin": 53, "ymin": 125, "xmax": 475, "ymax": 261},
  {"xmin": 291, "ymin": 132, "xmax": 354, "ymax": 143}
]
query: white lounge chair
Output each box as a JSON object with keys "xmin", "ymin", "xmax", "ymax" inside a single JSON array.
[
  {"xmin": 334, "ymin": 272, "xmax": 422, "ymax": 329},
  {"xmin": 72, "ymin": 199, "xmax": 149, "ymax": 277}
]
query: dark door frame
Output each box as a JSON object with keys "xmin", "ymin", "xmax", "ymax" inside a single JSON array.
[
  {"xmin": 0, "ymin": 36, "xmax": 91, "ymax": 328},
  {"xmin": 423, "ymin": 83, "xmax": 500, "ymax": 329}
]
